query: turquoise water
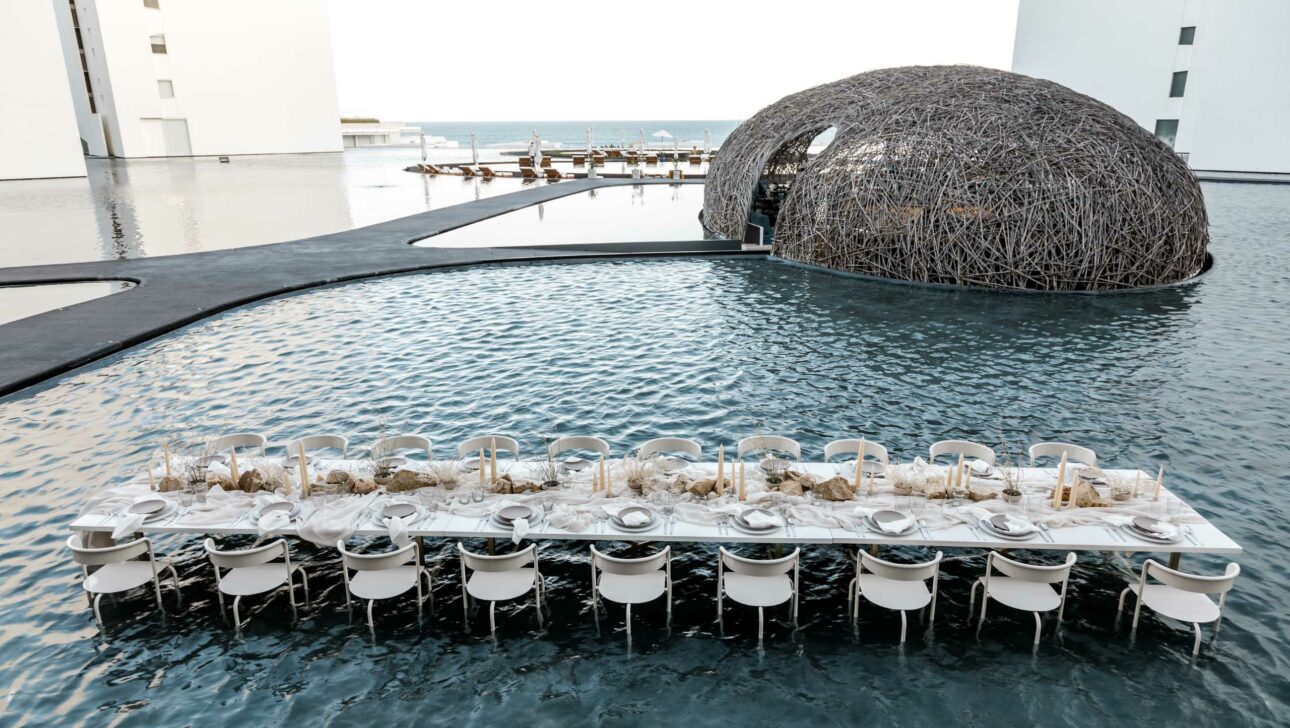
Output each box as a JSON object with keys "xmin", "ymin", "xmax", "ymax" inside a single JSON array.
[{"xmin": 0, "ymin": 182, "xmax": 1287, "ymax": 724}]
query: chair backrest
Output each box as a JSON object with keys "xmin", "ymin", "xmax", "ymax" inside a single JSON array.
[
  {"xmin": 592, "ymin": 545, "xmax": 669, "ymax": 576},
  {"xmin": 1144, "ymin": 559, "xmax": 1240, "ymax": 595},
  {"xmin": 458, "ymin": 542, "xmax": 536, "ymax": 573},
  {"xmin": 287, "ymin": 435, "xmax": 349, "ymax": 458},
  {"xmin": 457, "ymin": 435, "xmax": 520, "ymax": 460},
  {"xmin": 929, "ymin": 439, "xmax": 996, "ymax": 465},
  {"xmin": 824, "ymin": 438, "xmax": 890, "ymax": 465},
  {"xmin": 720, "ymin": 546, "xmax": 799, "ymax": 576},
  {"xmin": 372, "ymin": 435, "xmax": 432, "ymax": 459},
  {"xmin": 338, "ymin": 540, "xmax": 417, "ymax": 571},
  {"xmin": 548, "ymin": 436, "xmax": 610, "ymax": 458},
  {"xmin": 212, "ymin": 433, "xmax": 267, "ymax": 454},
  {"xmin": 736, "ymin": 435, "xmax": 801, "ymax": 461},
  {"xmin": 637, "ymin": 437, "xmax": 701, "ymax": 461},
  {"xmin": 988, "ymin": 551, "xmax": 1076, "ymax": 584},
  {"xmin": 860, "ymin": 550, "xmax": 942, "ymax": 582},
  {"xmin": 1028, "ymin": 442, "xmax": 1097, "ymax": 467},
  {"xmin": 205, "ymin": 538, "xmax": 286, "ymax": 569},
  {"xmin": 66, "ymin": 533, "xmax": 150, "ymax": 566}
]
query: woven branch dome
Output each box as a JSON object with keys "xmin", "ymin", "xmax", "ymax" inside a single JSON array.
[{"xmin": 704, "ymin": 65, "xmax": 1209, "ymax": 291}]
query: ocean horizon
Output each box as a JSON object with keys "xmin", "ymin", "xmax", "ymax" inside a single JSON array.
[{"xmin": 409, "ymin": 120, "xmax": 742, "ymax": 148}]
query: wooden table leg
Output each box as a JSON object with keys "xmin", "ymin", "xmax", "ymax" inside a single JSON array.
[
  {"xmin": 1168, "ymin": 551, "xmax": 1181, "ymax": 569},
  {"xmin": 487, "ymin": 537, "xmax": 496, "ymax": 555},
  {"xmin": 416, "ymin": 536, "xmax": 425, "ymax": 567},
  {"xmin": 869, "ymin": 544, "xmax": 879, "ymax": 556}
]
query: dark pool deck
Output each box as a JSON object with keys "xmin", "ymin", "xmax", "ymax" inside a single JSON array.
[{"xmin": 0, "ymin": 178, "xmax": 749, "ymax": 399}]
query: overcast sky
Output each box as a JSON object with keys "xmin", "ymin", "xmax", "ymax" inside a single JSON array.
[{"xmin": 327, "ymin": 0, "xmax": 1019, "ymax": 121}]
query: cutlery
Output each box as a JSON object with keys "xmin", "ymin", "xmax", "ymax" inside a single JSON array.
[
  {"xmin": 1183, "ymin": 525, "xmax": 1199, "ymax": 546},
  {"xmin": 1103, "ymin": 525, "xmax": 1124, "ymax": 543},
  {"xmin": 917, "ymin": 519, "xmax": 931, "ymax": 540},
  {"xmin": 1038, "ymin": 523, "xmax": 1054, "ymax": 543}
]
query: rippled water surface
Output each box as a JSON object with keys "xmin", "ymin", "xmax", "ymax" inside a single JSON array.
[{"xmin": 1, "ymin": 183, "xmax": 1288, "ymax": 725}]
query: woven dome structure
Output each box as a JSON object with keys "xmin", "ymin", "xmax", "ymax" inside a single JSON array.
[{"xmin": 704, "ymin": 65, "xmax": 1209, "ymax": 291}]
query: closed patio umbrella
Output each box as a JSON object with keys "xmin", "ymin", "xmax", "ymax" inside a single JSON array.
[
  {"xmin": 533, "ymin": 129, "xmax": 543, "ymax": 167},
  {"xmin": 470, "ymin": 131, "xmax": 478, "ymax": 166},
  {"xmin": 704, "ymin": 129, "xmax": 711, "ymax": 156}
]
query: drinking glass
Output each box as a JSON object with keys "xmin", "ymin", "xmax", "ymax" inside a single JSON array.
[
  {"xmin": 458, "ymin": 492, "xmax": 471, "ymax": 507},
  {"xmin": 193, "ymin": 482, "xmax": 209, "ymax": 505},
  {"xmin": 323, "ymin": 482, "xmax": 339, "ymax": 504},
  {"xmin": 179, "ymin": 485, "xmax": 194, "ymax": 508},
  {"xmin": 472, "ymin": 487, "xmax": 485, "ymax": 504}
]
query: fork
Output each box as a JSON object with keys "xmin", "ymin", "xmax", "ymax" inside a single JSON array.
[
  {"xmin": 1183, "ymin": 525, "xmax": 1200, "ymax": 546},
  {"xmin": 1038, "ymin": 523, "xmax": 1054, "ymax": 543}
]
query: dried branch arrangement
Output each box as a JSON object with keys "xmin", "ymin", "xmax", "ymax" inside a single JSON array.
[{"xmin": 704, "ymin": 65, "xmax": 1209, "ymax": 291}]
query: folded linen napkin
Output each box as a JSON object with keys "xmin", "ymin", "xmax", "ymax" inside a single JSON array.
[
  {"xmin": 383, "ymin": 514, "xmax": 414, "ymax": 547},
  {"xmin": 993, "ymin": 514, "xmax": 1035, "ymax": 533},
  {"xmin": 1136, "ymin": 519, "xmax": 1178, "ymax": 539},
  {"xmin": 258, "ymin": 510, "xmax": 292, "ymax": 536},
  {"xmin": 112, "ymin": 512, "xmax": 146, "ymax": 540},
  {"xmin": 743, "ymin": 510, "xmax": 780, "ymax": 529},
  {"xmin": 511, "ymin": 517, "xmax": 530, "ymax": 545},
  {"xmin": 298, "ymin": 492, "xmax": 380, "ymax": 547},
  {"xmin": 620, "ymin": 510, "xmax": 650, "ymax": 527},
  {"xmin": 546, "ymin": 505, "xmax": 592, "ymax": 533},
  {"xmin": 852, "ymin": 507, "xmax": 913, "ymax": 534},
  {"xmin": 969, "ymin": 459, "xmax": 993, "ymax": 475}
]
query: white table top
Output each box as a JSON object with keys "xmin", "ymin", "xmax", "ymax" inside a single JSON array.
[{"xmin": 68, "ymin": 460, "xmax": 1242, "ymax": 555}]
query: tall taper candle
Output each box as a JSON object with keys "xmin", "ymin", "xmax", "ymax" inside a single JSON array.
[
  {"xmin": 954, "ymin": 453, "xmax": 965, "ymax": 490},
  {"xmin": 297, "ymin": 442, "xmax": 309, "ymax": 496},
  {"xmin": 1153, "ymin": 465, "xmax": 1164, "ymax": 501},
  {"xmin": 716, "ymin": 445, "xmax": 725, "ymax": 496},
  {"xmin": 964, "ymin": 462, "xmax": 971, "ymax": 493},
  {"xmin": 229, "ymin": 447, "xmax": 240, "ymax": 485},
  {"xmin": 1053, "ymin": 451, "xmax": 1068, "ymax": 509},
  {"xmin": 739, "ymin": 461, "xmax": 746, "ymax": 501},
  {"xmin": 147, "ymin": 460, "xmax": 155, "ymax": 490},
  {"xmin": 163, "ymin": 441, "xmax": 172, "ymax": 477},
  {"xmin": 602, "ymin": 455, "xmax": 610, "ymax": 497},
  {"xmin": 489, "ymin": 439, "xmax": 498, "ymax": 484},
  {"xmin": 1133, "ymin": 470, "xmax": 1141, "ymax": 497},
  {"xmin": 854, "ymin": 438, "xmax": 865, "ymax": 489},
  {"xmin": 478, "ymin": 451, "xmax": 485, "ymax": 486}
]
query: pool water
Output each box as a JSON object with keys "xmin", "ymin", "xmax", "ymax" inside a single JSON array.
[
  {"xmin": 1, "ymin": 183, "xmax": 1288, "ymax": 725},
  {"xmin": 415, "ymin": 183, "xmax": 707, "ymax": 247}
]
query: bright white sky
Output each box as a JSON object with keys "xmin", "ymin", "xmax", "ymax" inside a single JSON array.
[{"xmin": 327, "ymin": 0, "xmax": 1019, "ymax": 121}]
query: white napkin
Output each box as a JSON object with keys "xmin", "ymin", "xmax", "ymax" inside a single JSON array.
[
  {"xmin": 258, "ymin": 510, "xmax": 292, "ymax": 536},
  {"xmin": 546, "ymin": 505, "xmax": 592, "ymax": 533},
  {"xmin": 383, "ymin": 515, "xmax": 413, "ymax": 547},
  {"xmin": 854, "ymin": 507, "xmax": 912, "ymax": 534},
  {"xmin": 620, "ymin": 510, "xmax": 650, "ymax": 527},
  {"xmin": 1140, "ymin": 520, "xmax": 1178, "ymax": 539},
  {"xmin": 511, "ymin": 517, "xmax": 530, "ymax": 544},
  {"xmin": 112, "ymin": 512, "xmax": 145, "ymax": 540},
  {"xmin": 298, "ymin": 492, "xmax": 379, "ymax": 547},
  {"xmin": 743, "ymin": 510, "xmax": 780, "ymax": 529},
  {"xmin": 994, "ymin": 514, "xmax": 1034, "ymax": 533},
  {"xmin": 969, "ymin": 459, "xmax": 993, "ymax": 475}
]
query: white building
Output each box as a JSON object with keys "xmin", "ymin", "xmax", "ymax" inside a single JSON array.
[
  {"xmin": 1013, "ymin": 0, "xmax": 1290, "ymax": 174},
  {"xmin": 0, "ymin": 0, "xmax": 86, "ymax": 180},
  {"xmin": 54, "ymin": 0, "xmax": 342, "ymax": 158}
]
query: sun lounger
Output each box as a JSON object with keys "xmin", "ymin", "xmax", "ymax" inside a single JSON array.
[
  {"xmin": 573, "ymin": 155, "xmax": 586, "ymax": 166},
  {"xmin": 521, "ymin": 167, "xmax": 540, "ymax": 179},
  {"xmin": 689, "ymin": 155, "xmax": 703, "ymax": 165},
  {"xmin": 479, "ymin": 166, "xmax": 496, "ymax": 178},
  {"xmin": 646, "ymin": 154, "xmax": 659, "ymax": 165},
  {"xmin": 459, "ymin": 166, "xmax": 477, "ymax": 177},
  {"xmin": 539, "ymin": 157, "xmax": 552, "ymax": 168},
  {"xmin": 543, "ymin": 168, "xmax": 564, "ymax": 180}
]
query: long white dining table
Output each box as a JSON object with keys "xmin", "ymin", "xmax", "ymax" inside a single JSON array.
[{"xmin": 68, "ymin": 460, "xmax": 1243, "ymax": 566}]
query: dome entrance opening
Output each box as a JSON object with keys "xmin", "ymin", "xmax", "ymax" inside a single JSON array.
[{"xmin": 748, "ymin": 126, "xmax": 835, "ymax": 245}]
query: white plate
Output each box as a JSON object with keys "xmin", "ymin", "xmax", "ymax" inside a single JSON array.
[
  {"xmin": 735, "ymin": 507, "xmax": 780, "ymax": 531},
  {"xmin": 988, "ymin": 513, "xmax": 1037, "ymax": 536},
  {"xmin": 130, "ymin": 498, "xmax": 168, "ymax": 515},
  {"xmin": 655, "ymin": 456, "xmax": 690, "ymax": 474},
  {"xmin": 1125, "ymin": 519, "xmax": 1182, "ymax": 543},
  {"xmin": 729, "ymin": 518, "xmax": 781, "ymax": 535},
  {"xmin": 836, "ymin": 461, "xmax": 886, "ymax": 479},
  {"xmin": 560, "ymin": 457, "xmax": 592, "ymax": 472},
  {"xmin": 865, "ymin": 511, "xmax": 917, "ymax": 536},
  {"xmin": 611, "ymin": 506, "xmax": 657, "ymax": 529},
  {"xmin": 979, "ymin": 518, "xmax": 1036, "ymax": 540},
  {"xmin": 252, "ymin": 501, "xmax": 300, "ymax": 521},
  {"xmin": 459, "ymin": 458, "xmax": 481, "ymax": 472},
  {"xmin": 382, "ymin": 502, "xmax": 417, "ymax": 519},
  {"xmin": 141, "ymin": 500, "xmax": 178, "ymax": 522}
]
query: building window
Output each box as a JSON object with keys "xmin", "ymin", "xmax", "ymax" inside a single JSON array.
[
  {"xmin": 1169, "ymin": 71, "xmax": 1188, "ymax": 98},
  {"xmin": 150, "ymin": 34, "xmax": 167, "ymax": 54},
  {"xmin": 157, "ymin": 80, "xmax": 174, "ymax": 99},
  {"xmin": 1155, "ymin": 119, "xmax": 1179, "ymax": 148},
  {"xmin": 143, "ymin": 0, "xmax": 160, "ymax": 7},
  {"xmin": 1179, "ymin": 26, "xmax": 1195, "ymax": 45}
]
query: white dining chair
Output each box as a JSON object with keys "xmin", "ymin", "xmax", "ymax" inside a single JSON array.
[
  {"xmin": 204, "ymin": 538, "xmax": 309, "ymax": 628},
  {"xmin": 1028, "ymin": 442, "xmax": 1097, "ymax": 467},
  {"xmin": 636, "ymin": 436, "xmax": 702, "ymax": 462},
  {"xmin": 548, "ymin": 435, "xmax": 611, "ymax": 459},
  {"xmin": 824, "ymin": 438, "xmax": 890, "ymax": 467},
  {"xmin": 212, "ymin": 433, "xmax": 267, "ymax": 455},
  {"xmin": 736, "ymin": 435, "xmax": 802, "ymax": 461},
  {"xmin": 929, "ymin": 439, "xmax": 996, "ymax": 466},
  {"xmin": 457, "ymin": 435, "xmax": 520, "ymax": 461},
  {"xmin": 850, "ymin": 550, "xmax": 943, "ymax": 643},
  {"xmin": 969, "ymin": 551, "xmax": 1076, "ymax": 644},
  {"xmin": 66, "ymin": 533, "xmax": 181, "ymax": 625},
  {"xmin": 1118, "ymin": 559, "xmax": 1240, "ymax": 656},
  {"xmin": 458, "ymin": 542, "xmax": 543, "ymax": 634},
  {"xmin": 285, "ymin": 434, "xmax": 349, "ymax": 458},
  {"xmin": 590, "ymin": 545, "xmax": 671, "ymax": 635},
  {"xmin": 337, "ymin": 539, "xmax": 431, "ymax": 630},
  {"xmin": 371, "ymin": 434, "xmax": 433, "ymax": 460},
  {"xmin": 716, "ymin": 547, "xmax": 800, "ymax": 639}
]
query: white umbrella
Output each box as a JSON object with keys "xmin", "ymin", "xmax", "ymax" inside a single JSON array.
[
  {"xmin": 619, "ymin": 128, "xmax": 626, "ymax": 151},
  {"xmin": 639, "ymin": 129, "xmax": 646, "ymax": 155},
  {"xmin": 652, "ymin": 129, "xmax": 673, "ymax": 140},
  {"xmin": 587, "ymin": 127, "xmax": 594, "ymax": 158},
  {"xmin": 586, "ymin": 127, "xmax": 598, "ymax": 178},
  {"xmin": 470, "ymin": 131, "xmax": 478, "ymax": 166},
  {"xmin": 419, "ymin": 130, "xmax": 427, "ymax": 163},
  {"xmin": 533, "ymin": 129, "xmax": 543, "ymax": 167},
  {"xmin": 704, "ymin": 129, "xmax": 711, "ymax": 156}
]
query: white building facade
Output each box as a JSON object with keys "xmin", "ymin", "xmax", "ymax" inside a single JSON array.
[
  {"xmin": 1013, "ymin": 0, "xmax": 1290, "ymax": 174},
  {"xmin": 0, "ymin": 0, "xmax": 86, "ymax": 180},
  {"xmin": 54, "ymin": 0, "xmax": 342, "ymax": 158}
]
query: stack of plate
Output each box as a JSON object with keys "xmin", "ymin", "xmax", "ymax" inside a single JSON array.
[
  {"xmin": 1124, "ymin": 515, "xmax": 1182, "ymax": 543},
  {"xmin": 729, "ymin": 507, "xmax": 781, "ymax": 534},
  {"xmin": 560, "ymin": 457, "xmax": 591, "ymax": 473},
  {"xmin": 969, "ymin": 461, "xmax": 999, "ymax": 479},
  {"xmin": 460, "ymin": 458, "xmax": 481, "ymax": 472},
  {"xmin": 655, "ymin": 456, "xmax": 690, "ymax": 475},
  {"xmin": 865, "ymin": 509, "xmax": 917, "ymax": 536},
  {"xmin": 759, "ymin": 457, "xmax": 791, "ymax": 475},
  {"xmin": 492, "ymin": 504, "xmax": 536, "ymax": 529},
  {"xmin": 282, "ymin": 454, "xmax": 314, "ymax": 468},
  {"xmin": 611, "ymin": 505, "xmax": 659, "ymax": 532},
  {"xmin": 1077, "ymin": 467, "xmax": 1108, "ymax": 485},
  {"xmin": 978, "ymin": 514, "xmax": 1037, "ymax": 540},
  {"xmin": 369, "ymin": 500, "xmax": 421, "ymax": 526},
  {"xmin": 129, "ymin": 497, "xmax": 177, "ymax": 523},
  {"xmin": 837, "ymin": 460, "xmax": 886, "ymax": 479},
  {"xmin": 252, "ymin": 500, "xmax": 300, "ymax": 521},
  {"xmin": 378, "ymin": 456, "xmax": 408, "ymax": 470}
]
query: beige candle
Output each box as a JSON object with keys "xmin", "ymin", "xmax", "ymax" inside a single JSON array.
[
  {"xmin": 1053, "ymin": 451, "xmax": 1068, "ymax": 509},
  {"xmin": 478, "ymin": 450, "xmax": 485, "ymax": 486},
  {"xmin": 1153, "ymin": 465, "xmax": 1164, "ymax": 501},
  {"xmin": 738, "ymin": 461, "xmax": 746, "ymax": 501},
  {"xmin": 489, "ymin": 438, "xmax": 498, "ymax": 484},
  {"xmin": 867, "ymin": 471, "xmax": 875, "ymax": 497},
  {"xmin": 297, "ymin": 441, "xmax": 309, "ymax": 496},
  {"xmin": 964, "ymin": 463, "xmax": 971, "ymax": 493},
  {"xmin": 229, "ymin": 447, "xmax": 240, "ymax": 485},
  {"xmin": 602, "ymin": 455, "xmax": 611, "ymax": 497},
  {"xmin": 1133, "ymin": 470, "xmax": 1141, "ymax": 497},
  {"xmin": 954, "ymin": 453, "xmax": 965, "ymax": 490},
  {"xmin": 163, "ymin": 441, "xmax": 172, "ymax": 477},
  {"xmin": 716, "ymin": 445, "xmax": 725, "ymax": 496},
  {"xmin": 147, "ymin": 460, "xmax": 155, "ymax": 490},
  {"xmin": 854, "ymin": 438, "xmax": 865, "ymax": 489}
]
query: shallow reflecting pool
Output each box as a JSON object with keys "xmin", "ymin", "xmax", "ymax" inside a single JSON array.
[
  {"xmin": 0, "ymin": 182, "xmax": 1287, "ymax": 724},
  {"xmin": 0, "ymin": 280, "xmax": 134, "ymax": 325},
  {"xmin": 416, "ymin": 183, "xmax": 707, "ymax": 247}
]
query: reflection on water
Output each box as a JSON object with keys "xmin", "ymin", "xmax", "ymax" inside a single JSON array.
[
  {"xmin": 418, "ymin": 184, "xmax": 707, "ymax": 247},
  {"xmin": 1, "ymin": 182, "xmax": 1289, "ymax": 725},
  {"xmin": 0, "ymin": 280, "xmax": 134, "ymax": 325},
  {"xmin": 0, "ymin": 148, "xmax": 529, "ymax": 267}
]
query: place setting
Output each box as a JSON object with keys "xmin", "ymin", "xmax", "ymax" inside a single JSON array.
[
  {"xmin": 728, "ymin": 506, "xmax": 784, "ymax": 536},
  {"xmin": 1118, "ymin": 515, "xmax": 1189, "ymax": 545},
  {"xmin": 603, "ymin": 504, "xmax": 661, "ymax": 534},
  {"xmin": 976, "ymin": 513, "xmax": 1042, "ymax": 542},
  {"xmin": 855, "ymin": 508, "xmax": 921, "ymax": 538}
]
